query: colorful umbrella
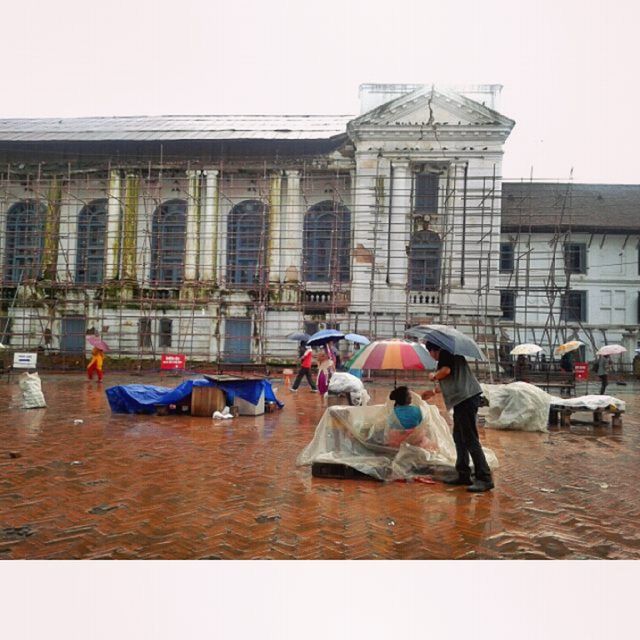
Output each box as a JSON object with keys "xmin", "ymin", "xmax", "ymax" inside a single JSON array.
[
  {"xmin": 510, "ymin": 343, "xmax": 543, "ymax": 356},
  {"xmin": 344, "ymin": 333, "xmax": 370, "ymax": 346},
  {"xmin": 87, "ymin": 335, "xmax": 110, "ymax": 352},
  {"xmin": 306, "ymin": 328, "xmax": 345, "ymax": 347},
  {"xmin": 554, "ymin": 340, "xmax": 583, "ymax": 355},
  {"xmin": 406, "ymin": 324, "xmax": 486, "ymax": 360},
  {"xmin": 596, "ymin": 344, "xmax": 627, "ymax": 356},
  {"xmin": 344, "ymin": 339, "xmax": 436, "ymax": 384}
]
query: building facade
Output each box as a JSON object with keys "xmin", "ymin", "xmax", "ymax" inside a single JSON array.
[
  {"xmin": 0, "ymin": 84, "xmax": 515, "ymax": 364},
  {"xmin": 498, "ymin": 182, "xmax": 640, "ymax": 365}
]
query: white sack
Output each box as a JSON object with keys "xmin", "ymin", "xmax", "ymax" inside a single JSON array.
[
  {"xmin": 297, "ymin": 391, "xmax": 498, "ymax": 481},
  {"xmin": 18, "ymin": 371, "xmax": 46, "ymax": 409},
  {"xmin": 328, "ymin": 372, "xmax": 370, "ymax": 406}
]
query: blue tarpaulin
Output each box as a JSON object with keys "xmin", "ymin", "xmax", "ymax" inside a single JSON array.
[{"xmin": 106, "ymin": 378, "xmax": 283, "ymax": 414}]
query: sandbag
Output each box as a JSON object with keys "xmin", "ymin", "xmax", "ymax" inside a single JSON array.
[{"xmin": 18, "ymin": 372, "xmax": 46, "ymax": 409}]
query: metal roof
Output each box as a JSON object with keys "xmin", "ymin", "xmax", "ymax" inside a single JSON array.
[
  {"xmin": 0, "ymin": 115, "xmax": 354, "ymax": 142},
  {"xmin": 502, "ymin": 182, "xmax": 640, "ymax": 232}
]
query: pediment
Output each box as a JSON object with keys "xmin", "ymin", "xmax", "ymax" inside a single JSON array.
[{"xmin": 349, "ymin": 85, "xmax": 514, "ymax": 130}]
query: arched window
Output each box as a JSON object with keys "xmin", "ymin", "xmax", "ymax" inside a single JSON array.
[
  {"xmin": 303, "ymin": 201, "xmax": 351, "ymax": 283},
  {"xmin": 151, "ymin": 199, "xmax": 186, "ymax": 285},
  {"xmin": 76, "ymin": 199, "xmax": 107, "ymax": 284},
  {"xmin": 3, "ymin": 200, "xmax": 46, "ymax": 284},
  {"xmin": 408, "ymin": 230, "xmax": 442, "ymax": 290},
  {"xmin": 226, "ymin": 200, "xmax": 268, "ymax": 286}
]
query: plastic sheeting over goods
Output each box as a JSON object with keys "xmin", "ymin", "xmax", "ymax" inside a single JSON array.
[
  {"xmin": 297, "ymin": 392, "xmax": 498, "ymax": 481},
  {"xmin": 481, "ymin": 382, "xmax": 627, "ymax": 432}
]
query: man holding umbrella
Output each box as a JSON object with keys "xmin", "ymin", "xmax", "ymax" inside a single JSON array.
[{"xmin": 424, "ymin": 336, "xmax": 494, "ymax": 493}]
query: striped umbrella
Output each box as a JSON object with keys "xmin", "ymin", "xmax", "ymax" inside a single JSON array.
[{"xmin": 344, "ymin": 339, "xmax": 436, "ymax": 385}]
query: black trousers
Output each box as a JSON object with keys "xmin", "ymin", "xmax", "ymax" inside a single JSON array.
[
  {"xmin": 453, "ymin": 394, "xmax": 492, "ymax": 482},
  {"xmin": 599, "ymin": 374, "xmax": 608, "ymax": 395},
  {"xmin": 292, "ymin": 366, "xmax": 316, "ymax": 390}
]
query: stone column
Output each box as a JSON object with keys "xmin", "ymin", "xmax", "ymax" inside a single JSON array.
[
  {"xmin": 42, "ymin": 176, "xmax": 62, "ymax": 281},
  {"xmin": 268, "ymin": 172, "xmax": 282, "ymax": 283},
  {"xmin": 282, "ymin": 170, "xmax": 303, "ymax": 282},
  {"xmin": 621, "ymin": 330, "xmax": 638, "ymax": 367},
  {"xmin": 184, "ymin": 170, "xmax": 201, "ymax": 281},
  {"xmin": 389, "ymin": 161, "xmax": 411, "ymax": 287},
  {"xmin": 56, "ymin": 185, "xmax": 76, "ymax": 283},
  {"xmin": 350, "ymin": 153, "xmax": 381, "ymax": 331},
  {"xmin": 200, "ymin": 169, "xmax": 218, "ymax": 282},
  {"xmin": 105, "ymin": 170, "xmax": 122, "ymax": 280},
  {"xmin": 216, "ymin": 185, "xmax": 227, "ymax": 287},
  {"xmin": 121, "ymin": 174, "xmax": 140, "ymax": 281}
]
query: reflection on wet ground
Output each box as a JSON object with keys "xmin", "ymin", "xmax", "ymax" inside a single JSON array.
[{"xmin": 1, "ymin": 372, "xmax": 639, "ymax": 559}]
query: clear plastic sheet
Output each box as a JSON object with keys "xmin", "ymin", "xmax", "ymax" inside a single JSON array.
[
  {"xmin": 481, "ymin": 382, "xmax": 551, "ymax": 432},
  {"xmin": 550, "ymin": 394, "xmax": 626, "ymax": 412},
  {"xmin": 481, "ymin": 382, "xmax": 626, "ymax": 432},
  {"xmin": 297, "ymin": 391, "xmax": 498, "ymax": 481},
  {"xmin": 327, "ymin": 372, "xmax": 371, "ymax": 406}
]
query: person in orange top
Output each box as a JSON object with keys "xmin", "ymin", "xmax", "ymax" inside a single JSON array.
[{"xmin": 87, "ymin": 347, "xmax": 105, "ymax": 382}]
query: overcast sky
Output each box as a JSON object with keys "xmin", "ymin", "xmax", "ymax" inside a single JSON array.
[{"xmin": 2, "ymin": 0, "xmax": 639, "ymax": 183}]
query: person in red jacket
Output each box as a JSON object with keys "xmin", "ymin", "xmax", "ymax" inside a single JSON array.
[{"xmin": 290, "ymin": 344, "xmax": 317, "ymax": 392}]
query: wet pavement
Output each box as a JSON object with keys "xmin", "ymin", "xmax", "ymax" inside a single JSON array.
[{"xmin": 1, "ymin": 371, "xmax": 639, "ymax": 559}]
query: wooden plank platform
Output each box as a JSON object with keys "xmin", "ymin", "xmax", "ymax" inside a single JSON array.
[{"xmin": 549, "ymin": 404, "xmax": 624, "ymax": 428}]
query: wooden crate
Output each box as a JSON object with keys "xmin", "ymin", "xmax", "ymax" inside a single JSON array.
[{"xmin": 191, "ymin": 386, "xmax": 226, "ymax": 417}]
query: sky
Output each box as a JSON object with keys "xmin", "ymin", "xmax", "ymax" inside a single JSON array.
[{"xmin": 2, "ymin": 0, "xmax": 639, "ymax": 183}]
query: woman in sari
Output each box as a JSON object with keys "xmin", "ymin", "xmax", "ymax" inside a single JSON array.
[{"xmin": 316, "ymin": 347, "xmax": 335, "ymax": 396}]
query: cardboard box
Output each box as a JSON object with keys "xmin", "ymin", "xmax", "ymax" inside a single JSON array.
[{"xmin": 233, "ymin": 390, "xmax": 265, "ymax": 416}]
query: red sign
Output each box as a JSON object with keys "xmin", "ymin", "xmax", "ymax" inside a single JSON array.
[
  {"xmin": 161, "ymin": 354, "xmax": 186, "ymax": 371},
  {"xmin": 574, "ymin": 362, "xmax": 589, "ymax": 381}
]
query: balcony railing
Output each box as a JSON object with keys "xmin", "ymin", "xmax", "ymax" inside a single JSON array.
[
  {"xmin": 409, "ymin": 291, "xmax": 441, "ymax": 306},
  {"xmin": 303, "ymin": 289, "xmax": 350, "ymax": 309}
]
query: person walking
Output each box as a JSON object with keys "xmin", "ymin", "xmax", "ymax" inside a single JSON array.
[
  {"xmin": 596, "ymin": 354, "xmax": 612, "ymax": 395},
  {"xmin": 559, "ymin": 352, "xmax": 574, "ymax": 373},
  {"xmin": 87, "ymin": 346, "xmax": 105, "ymax": 382},
  {"xmin": 514, "ymin": 354, "xmax": 529, "ymax": 382},
  {"xmin": 425, "ymin": 340, "xmax": 494, "ymax": 493},
  {"xmin": 290, "ymin": 343, "xmax": 317, "ymax": 392},
  {"xmin": 316, "ymin": 347, "xmax": 335, "ymax": 396}
]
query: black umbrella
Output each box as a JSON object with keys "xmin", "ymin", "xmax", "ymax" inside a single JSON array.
[
  {"xmin": 286, "ymin": 332, "xmax": 311, "ymax": 342},
  {"xmin": 406, "ymin": 324, "xmax": 486, "ymax": 360}
]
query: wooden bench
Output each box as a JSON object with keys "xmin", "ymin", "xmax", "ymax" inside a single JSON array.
[
  {"xmin": 523, "ymin": 372, "xmax": 576, "ymax": 397},
  {"xmin": 549, "ymin": 404, "xmax": 624, "ymax": 428}
]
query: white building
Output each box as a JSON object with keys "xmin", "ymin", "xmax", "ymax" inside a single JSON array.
[
  {"xmin": 0, "ymin": 83, "xmax": 515, "ymax": 365},
  {"xmin": 499, "ymin": 182, "xmax": 640, "ymax": 366}
]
